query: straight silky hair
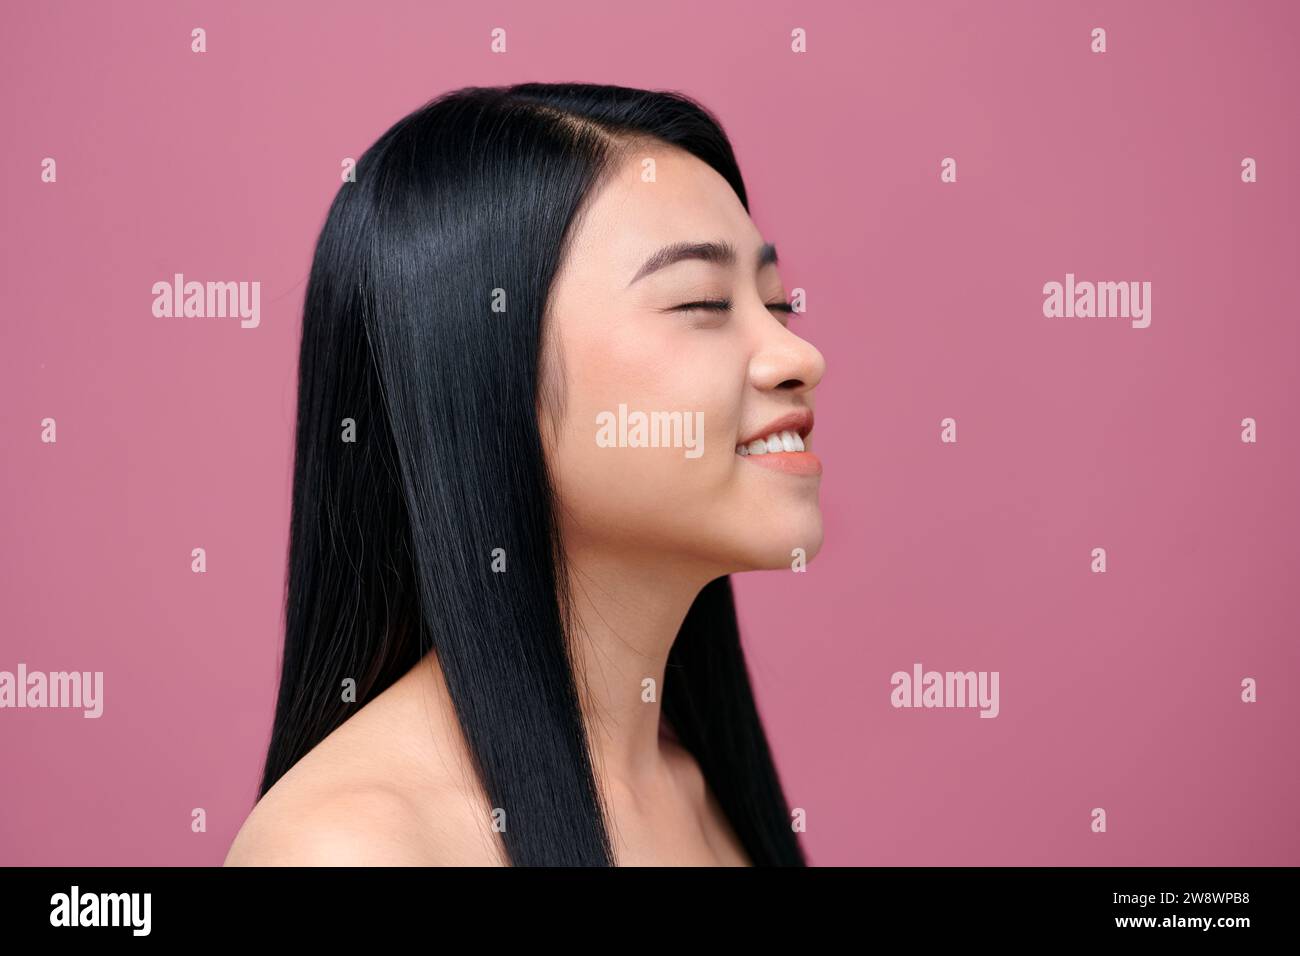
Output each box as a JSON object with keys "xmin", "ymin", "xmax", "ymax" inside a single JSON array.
[{"xmin": 260, "ymin": 82, "xmax": 806, "ymax": 866}]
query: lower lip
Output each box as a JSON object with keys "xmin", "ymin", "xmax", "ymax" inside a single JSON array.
[{"xmin": 739, "ymin": 451, "xmax": 822, "ymax": 476}]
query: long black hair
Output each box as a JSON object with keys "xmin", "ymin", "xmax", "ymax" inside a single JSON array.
[{"xmin": 260, "ymin": 82, "xmax": 806, "ymax": 866}]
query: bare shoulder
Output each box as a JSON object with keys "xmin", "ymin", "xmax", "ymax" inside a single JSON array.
[
  {"xmin": 225, "ymin": 662, "xmax": 505, "ymax": 867},
  {"xmin": 223, "ymin": 781, "xmax": 444, "ymax": 866},
  {"xmin": 224, "ymin": 748, "xmax": 505, "ymax": 867}
]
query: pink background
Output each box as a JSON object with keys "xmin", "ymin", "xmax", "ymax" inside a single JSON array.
[{"xmin": 2, "ymin": 0, "xmax": 1297, "ymax": 866}]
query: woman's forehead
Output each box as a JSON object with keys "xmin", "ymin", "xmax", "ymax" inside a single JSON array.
[{"xmin": 566, "ymin": 149, "xmax": 756, "ymax": 285}]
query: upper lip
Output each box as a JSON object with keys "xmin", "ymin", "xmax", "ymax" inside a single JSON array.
[{"xmin": 738, "ymin": 409, "xmax": 814, "ymax": 447}]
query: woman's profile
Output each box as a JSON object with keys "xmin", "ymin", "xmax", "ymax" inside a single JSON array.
[{"xmin": 224, "ymin": 82, "xmax": 825, "ymax": 867}]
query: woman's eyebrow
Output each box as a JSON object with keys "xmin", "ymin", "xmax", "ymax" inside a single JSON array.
[{"xmin": 626, "ymin": 240, "xmax": 778, "ymax": 287}]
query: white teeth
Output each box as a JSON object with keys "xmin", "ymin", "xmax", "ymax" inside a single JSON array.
[{"xmin": 738, "ymin": 430, "xmax": 807, "ymax": 456}]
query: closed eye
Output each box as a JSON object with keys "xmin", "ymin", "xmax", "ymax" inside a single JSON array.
[{"xmin": 666, "ymin": 298, "xmax": 794, "ymax": 315}]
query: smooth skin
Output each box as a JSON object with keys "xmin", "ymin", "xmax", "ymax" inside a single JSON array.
[{"xmin": 225, "ymin": 141, "xmax": 826, "ymax": 866}]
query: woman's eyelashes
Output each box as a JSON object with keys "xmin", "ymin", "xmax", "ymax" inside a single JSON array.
[{"xmin": 664, "ymin": 298, "xmax": 795, "ymax": 319}]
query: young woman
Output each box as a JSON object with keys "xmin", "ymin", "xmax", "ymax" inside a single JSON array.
[{"xmin": 224, "ymin": 82, "xmax": 825, "ymax": 867}]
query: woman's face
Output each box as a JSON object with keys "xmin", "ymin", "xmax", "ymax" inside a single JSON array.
[{"xmin": 540, "ymin": 142, "xmax": 826, "ymax": 576}]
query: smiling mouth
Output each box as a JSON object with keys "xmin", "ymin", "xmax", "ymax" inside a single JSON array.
[
  {"xmin": 735, "ymin": 430, "xmax": 822, "ymax": 476},
  {"xmin": 736, "ymin": 429, "xmax": 805, "ymax": 456}
]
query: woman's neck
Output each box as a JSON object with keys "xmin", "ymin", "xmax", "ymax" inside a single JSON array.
[{"xmin": 562, "ymin": 544, "xmax": 718, "ymax": 792}]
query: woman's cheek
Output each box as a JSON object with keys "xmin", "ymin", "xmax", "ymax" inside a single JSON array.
[{"xmin": 557, "ymin": 328, "xmax": 742, "ymax": 520}]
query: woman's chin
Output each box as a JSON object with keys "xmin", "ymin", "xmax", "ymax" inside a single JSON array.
[{"xmin": 727, "ymin": 522, "xmax": 824, "ymax": 573}]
